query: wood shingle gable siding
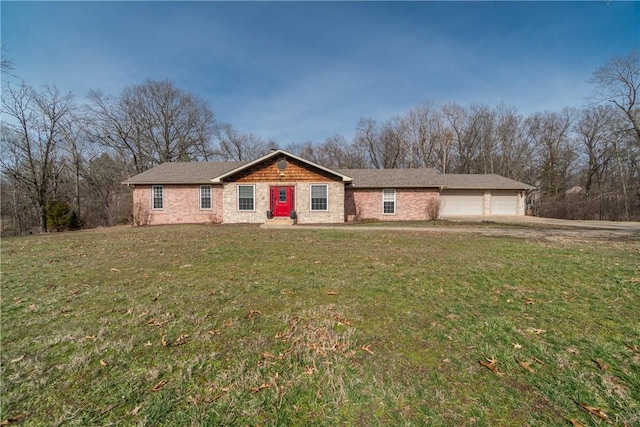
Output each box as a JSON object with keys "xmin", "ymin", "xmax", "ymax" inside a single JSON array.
[{"xmin": 231, "ymin": 156, "xmax": 340, "ymax": 183}]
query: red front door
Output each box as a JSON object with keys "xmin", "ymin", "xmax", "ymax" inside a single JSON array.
[{"xmin": 271, "ymin": 186, "xmax": 294, "ymax": 217}]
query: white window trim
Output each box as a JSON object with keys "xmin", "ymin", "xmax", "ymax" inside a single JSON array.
[
  {"xmin": 383, "ymin": 189, "xmax": 396, "ymax": 215},
  {"xmin": 237, "ymin": 184, "xmax": 255, "ymax": 212},
  {"xmin": 200, "ymin": 185, "xmax": 212, "ymax": 210},
  {"xmin": 152, "ymin": 185, "xmax": 164, "ymax": 210},
  {"xmin": 310, "ymin": 184, "xmax": 329, "ymax": 212}
]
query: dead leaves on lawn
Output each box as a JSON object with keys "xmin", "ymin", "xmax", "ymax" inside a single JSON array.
[
  {"xmin": 250, "ymin": 382, "xmax": 271, "ymax": 393},
  {"xmin": 245, "ymin": 309, "xmax": 262, "ymax": 320},
  {"xmin": 592, "ymin": 358, "xmax": 608, "ymax": 371},
  {"xmin": 360, "ymin": 344, "xmax": 375, "ymax": 355},
  {"xmin": 479, "ymin": 356, "xmax": 504, "ymax": 376},
  {"xmin": 0, "ymin": 414, "xmax": 28, "ymax": 426},
  {"xmin": 478, "ymin": 355, "xmax": 546, "ymax": 376},
  {"xmin": 174, "ymin": 334, "xmax": 189, "ymax": 345},
  {"xmin": 151, "ymin": 380, "xmax": 167, "ymax": 392},
  {"xmin": 161, "ymin": 333, "xmax": 189, "ymax": 347},
  {"xmin": 577, "ymin": 402, "xmax": 609, "ymax": 421},
  {"xmin": 517, "ymin": 359, "xmax": 535, "ymax": 373},
  {"xmin": 473, "ymin": 349, "xmax": 627, "ymax": 425},
  {"xmin": 10, "ymin": 355, "xmax": 24, "ymax": 363},
  {"xmin": 147, "ymin": 318, "xmax": 168, "ymax": 327}
]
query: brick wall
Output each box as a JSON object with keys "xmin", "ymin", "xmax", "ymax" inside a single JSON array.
[
  {"xmin": 345, "ymin": 188, "xmax": 440, "ymax": 221},
  {"xmin": 133, "ymin": 184, "xmax": 223, "ymax": 225}
]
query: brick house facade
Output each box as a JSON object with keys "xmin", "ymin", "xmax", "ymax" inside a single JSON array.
[{"xmin": 123, "ymin": 149, "xmax": 534, "ymax": 225}]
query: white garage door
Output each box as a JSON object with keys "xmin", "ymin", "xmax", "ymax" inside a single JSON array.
[
  {"xmin": 440, "ymin": 190, "xmax": 484, "ymax": 216},
  {"xmin": 491, "ymin": 191, "xmax": 518, "ymax": 215}
]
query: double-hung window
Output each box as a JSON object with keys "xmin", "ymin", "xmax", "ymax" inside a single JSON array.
[
  {"xmin": 383, "ymin": 189, "xmax": 396, "ymax": 214},
  {"xmin": 238, "ymin": 185, "xmax": 255, "ymax": 211},
  {"xmin": 310, "ymin": 184, "xmax": 328, "ymax": 211},
  {"xmin": 200, "ymin": 185, "xmax": 212, "ymax": 210},
  {"xmin": 152, "ymin": 185, "xmax": 164, "ymax": 210}
]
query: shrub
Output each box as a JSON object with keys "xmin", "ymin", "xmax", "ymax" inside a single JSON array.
[
  {"xmin": 360, "ymin": 217, "xmax": 379, "ymax": 224},
  {"xmin": 68, "ymin": 211, "xmax": 84, "ymax": 230},
  {"xmin": 46, "ymin": 200, "xmax": 71, "ymax": 232}
]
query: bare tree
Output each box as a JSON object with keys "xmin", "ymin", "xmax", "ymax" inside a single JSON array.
[
  {"xmin": 1, "ymin": 83, "xmax": 75, "ymax": 232},
  {"xmin": 212, "ymin": 122, "xmax": 269, "ymax": 161},
  {"xmin": 1, "ymin": 43, "xmax": 13, "ymax": 76},
  {"xmin": 591, "ymin": 48, "xmax": 640, "ymax": 144},
  {"xmin": 354, "ymin": 118, "xmax": 383, "ymax": 168},
  {"xmin": 132, "ymin": 79, "xmax": 215, "ymax": 163},
  {"xmin": 525, "ymin": 108, "xmax": 577, "ymax": 203},
  {"xmin": 400, "ymin": 102, "xmax": 443, "ymax": 169},
  {"xmin": 493, "ymin": 104, "xmax": 531, "ymax": 181},
  {"xmin": 354, "ymin": 117, "xmax": 407, "ymax": 169},
  {"xmin": 306, "ymin": 135, "xmax": 367, "ymax": 168},
  {"xmin": 442, "ymin": 103, "xmax": 484, "ymax": 173},
  {"xmin": 85, "ymin": 89, "xmax": 149, "ymax": 173},
  {"xmin": 82, "ymin": 152, "xmax": 129, "ymax": 226},
  {"xmin": 86, "ymin": 79, "xmax": 216, "ymax": 173}
]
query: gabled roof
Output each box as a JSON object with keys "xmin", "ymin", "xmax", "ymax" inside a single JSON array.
[
  {"xmin": 211, "ymin": 149, "xmax": 353, "ymax": 183},
  {"xmin": 123, "ymin": 161, "xmax": 247, "ymax": 185},
  {"xmin": 122, "ymin": 152, "xmax": 534, "ymax": 190}
]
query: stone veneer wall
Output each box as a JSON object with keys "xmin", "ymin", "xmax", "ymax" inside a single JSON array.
[
  {"xmin": 344, "ymin": 188, "xmax": 440, "ymax": 221},
  {"xmin": 222, "ymin": 181, "xmax": 345, "ymax": 224}
]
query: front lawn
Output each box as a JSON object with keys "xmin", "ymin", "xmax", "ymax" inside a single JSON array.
[{"xmin": 1, "ymin": 225, "xmax": 638, "ymax": 426}]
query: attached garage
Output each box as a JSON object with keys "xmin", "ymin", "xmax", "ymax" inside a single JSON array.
[
  {"xmin": 440, "ymin": 190, "xmax": 484, "ymax": 216},
  {"xmin": 438, "ymin": 174, "xmax": 534, "ymax": 217},
  {"xmin": 490, "ymin": 190, "xmax": 519, "ymax": 215}
]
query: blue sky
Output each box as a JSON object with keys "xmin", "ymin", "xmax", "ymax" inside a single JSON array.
[{"xmin": 2, "ymin": 1, "xmax": 638, "ymax": 144}]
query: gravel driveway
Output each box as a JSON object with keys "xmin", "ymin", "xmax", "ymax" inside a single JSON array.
[{"xmin": 279, "ymin": 216, "xmax": 640, "ymax": 242}]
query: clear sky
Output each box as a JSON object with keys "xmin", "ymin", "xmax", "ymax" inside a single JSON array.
[{"xmin": 2, "ymin": 1, "xmax": 639, "ymax": 145}]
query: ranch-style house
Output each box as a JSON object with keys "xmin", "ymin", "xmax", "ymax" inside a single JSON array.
[{"xmin": 123, "ymin": 149, "xmax": 534, "ymax": 225}]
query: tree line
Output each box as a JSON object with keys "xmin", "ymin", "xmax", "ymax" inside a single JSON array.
[{"xmin": 1, "ymin": 47, "xmax": 638, "ymax": 234}]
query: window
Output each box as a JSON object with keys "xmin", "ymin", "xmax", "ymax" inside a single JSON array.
[
  {"xmin": 383, "ymin": 189, "xmax": 395, "ymax": 214},
  {"xmin": 152, "ymin": 185, "xmax": 163, "ymax": 209},
  {"xmin": 200, "ymin": 185, "xmax": 212, "ymax": 210},
  {"xmin": 238, "ymin": 185, "xmax": 254, "ymax": 211},
  {"xmin": 310, "ymin": 184, "xmax": 328, "ymax": 211}
]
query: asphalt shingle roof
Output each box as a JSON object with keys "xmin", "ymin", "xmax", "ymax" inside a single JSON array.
[
  {"xmin": 123, "ymin": 161, "xmax": 534, "ymax": 190},
  {"xmin": 123, "ymin": 161, "xmax": 247, "ymax": 185},
  {"xmin": 338, "ymin": 169, "xmax": 534, "ymax": 190},
  {"xmin": 437, "ymin": 174, "xmax": 535, "ymax": 190},
  {"xmin": 336, "ymin": 168, "xmax": 438, "ymax": 188}
]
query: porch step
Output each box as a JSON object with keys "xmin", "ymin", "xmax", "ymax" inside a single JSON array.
[{"xmin": 261, "ymin": 218, "xmax": 295, "ymax": 228}]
